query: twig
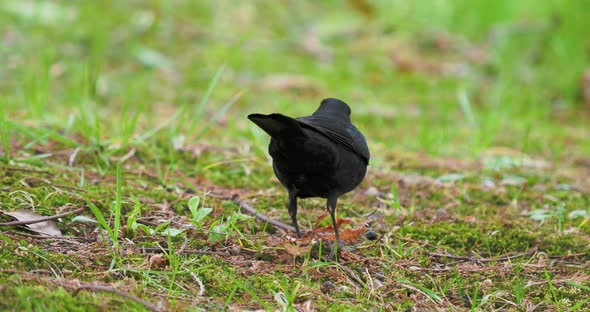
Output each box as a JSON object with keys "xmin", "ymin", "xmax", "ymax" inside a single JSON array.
[
  {"xmin": 338, "ymin": 264, "xmax": 366, "ymax": 288},
  {"xmin": 51, "ymin": 183, "xmax": 87, "ymax": 193},
  {"xmin": 399, "ymin": 236, "xmax": 435, "ymax": 248},
  {"xmin": 136, "ymin": 219, "xmax": 160, "ymax": 227},
  {"xmin": 548, "ymin": 253, "xmax": 587, "ymax": 259},
  {"xmin": 426, "ymin": 251, "xmax": 536, "ymax": 263},
  {"xmin": 175, "ymin": 238, "xmax": 189, "ymax": 255},
  {"xmin": 22, "ymin": 177, "xmax": 87, "ymax": 192},
  {"xmin": 138, "ymin": 247, "xmax": 231, "ymax": 257},
  {"xmin": 484, "ymin": 251, "xmax": 537, "ymax": 263},
  {"xmin": 127, "ymin": 169, "xmax": 160, "ymax": 179},
  {"xmin": 0, "ymin": 206, "xmax": 87, "ymax": 226},
  {"xmin": 3, "ymin": 166, "xmax": 51, "ymax": 174},
  {"xmin": 7, "ymin": 231, "xmax": 87, "ymax": 240},
  {"xmin": 68, "ymin": 147, "xmax": 81, "ymax": 166},
  {"xmin": 118, "ymin": 148, "xmax": 136, "ymax": 164},
  {"xmin": 232, "ymin": 194, "xmax": 298, "ymax": 234},
  {"xmin": 426, "ymin": 252, "xmax": 472, "ymax": 261},
  {"xmin": 74, "ymin": 285, "xmax": 164, "ymax": 312}
]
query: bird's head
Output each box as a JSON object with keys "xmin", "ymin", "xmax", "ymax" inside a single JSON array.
[{"xmin": 314, "ymin": 98, "xmax": 351, "ymax": 121}]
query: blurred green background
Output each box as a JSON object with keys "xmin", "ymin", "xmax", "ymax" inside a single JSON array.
[
  {"xmin": 1, "ymin": 2, "xmax": 589, "ymax": 310},
  {"xmin": 1, "ymin": 0, "xmax": 589, "ymax": 161}
]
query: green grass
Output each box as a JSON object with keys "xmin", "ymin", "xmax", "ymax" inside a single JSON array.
[{"xmin": 1, "ymin": 0, "xmax": 589, "ymax": 310}]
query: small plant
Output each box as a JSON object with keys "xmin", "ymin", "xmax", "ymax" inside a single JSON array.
[
  {"xmin": 514, "ymin": 276, "xmax": 527, "ymax": 304},
  {"xmin": 188, "ymin": 195, "xmax": 213, "ymax": 228},
  {"xmin": 86, "ymin": 161, "xmax": 123, "ymax": 269},
  {"xmin": 234, "ymin": 222, "xmax": 269, "ymax": 255},
  {"xmin": 395, "ymin": 278, "xmax": 442, "ymax": 304},
  {"xmin": 544, "ymin": 269, "xmax": 559, "ymax": 304},
  {"xmin": 209, "ymin": 211, "xmax": 253, "ymax": 243},
  {"xmin": 528, "ymin": 202, "xmax": 567, "ymax": 232},
  {"xmin": 126, "ymin": 196, "xmax": 143, "ymax": 238},
  {"xmin": 275, "ymin": 275, "xmax": 300, "ymax": 312},
  {"xmin": 470, "ymin": 287, "xmax": 480, "ymax": 311},
  {"xmin": 378, "ymin": 183, "xmax": 403, "ymax": 211}
]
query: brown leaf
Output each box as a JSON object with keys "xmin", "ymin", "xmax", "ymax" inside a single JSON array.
[
  {"xmin": 338, "ymin": 227, "xmax": 366, "ymax": 243},
  {"xmin": 315, "ymin": 218, "xmax": 354, "ymax": 234},
  {"xmin": 315, "ymin": 217, "xmax": 365, "ymax": 243},
  {"xmin": 148, "ymin": 254, "xmax": 168, "ymax": 269},
  {"xmin": 2, "ymin": 209, "xmax": 62, "ymax": 236},
  {"xmin": 283, "ymin": 240, "xmax": 306, "ymax": 256}
]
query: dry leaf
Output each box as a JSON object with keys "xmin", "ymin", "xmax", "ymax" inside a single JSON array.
[
  {"xmin": 338, "ymin": 227, "xmax": 366, "ymax": 243},
  {"xmin": 315, "ymin": 219, "xmax": 366, "ymax": 243},
  {"xmin": 2, "ymin": 209, "xmax": 62, "ymax": 236},
  {"xmin": 148, "ymin": 254, "xmax": 168, "ymax": 269},
  {"xmin": 315, "ymin": 218, "xmax": 354, "ymax": 234},
  {"xmin": 283, "ymin": 241, "xmax": 306, "ymax": 256}
]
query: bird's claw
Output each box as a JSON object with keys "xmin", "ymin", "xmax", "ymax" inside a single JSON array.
[{"xmin": 325, "ymin": 239, "xmax": 346, "ymax": 262}]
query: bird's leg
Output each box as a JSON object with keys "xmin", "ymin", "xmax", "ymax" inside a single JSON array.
[
  {"xmin": 327, "ymin": 195, "xmax": 340, "ymax": 242},
  {"xmin": 326, "ymin": 195, "xmax": 344, "ymax": 261},
  {"xmin": 287, "ymin": 192, "xmax": 301, "ymax": 237}
]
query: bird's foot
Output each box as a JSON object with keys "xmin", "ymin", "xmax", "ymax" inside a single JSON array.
[{"xmin": 325, "ymin": 239, "xmax": 346, "ymax": 262}]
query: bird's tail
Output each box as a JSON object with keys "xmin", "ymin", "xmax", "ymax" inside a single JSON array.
[{"xmin": 248, "ymin": 113, "xmax": 305, "ymax": 139}]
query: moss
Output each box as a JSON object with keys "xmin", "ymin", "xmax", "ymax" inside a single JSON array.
[
  {"xmin": 1, "ymin": 286, "xmax": 101, "ymax": 312},
  {"xmin": 539, "ymin": 233, "xmax": 590, "ymax": 255},
  {"xmin": 400, "ymin": 222, "xmax": 540, "ymax": 255}
]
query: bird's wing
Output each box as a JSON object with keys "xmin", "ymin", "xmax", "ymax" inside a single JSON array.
[{"xmin": 297, "ymin": 116, "xmax": 370, "ymax": 164}]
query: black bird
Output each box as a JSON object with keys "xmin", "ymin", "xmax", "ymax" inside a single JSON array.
[{"xmin": 248, "ymin": 98, "xmax": 370, "ymax": 245}]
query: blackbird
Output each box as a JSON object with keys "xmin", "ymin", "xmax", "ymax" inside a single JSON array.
[{"xmin": 248, "ymin": 98, "xmax": 370, "ymax": 246}]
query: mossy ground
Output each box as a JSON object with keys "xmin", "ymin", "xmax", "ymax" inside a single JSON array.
[{"xmin": 1, "ymin": 1, "xmax": 590, "ymax": 311}]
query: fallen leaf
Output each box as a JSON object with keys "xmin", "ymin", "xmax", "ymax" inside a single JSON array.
[
  {"xmin": 148, "ymin": 254, "xmax": 167, "ymax": 269},
  {"xmin": 318, "ymin": 226, "xmax": 366, "ymax": 243},
  {"xmin": 315, "ymin": 218, "xmax": 354, "ymax": 234},
  {"xmin": 2, "ymin": 209, "xmax": 62, "ymax": 236},
  {"xmin": 283, "ymin": 241, "xmax": 306, "ymax": 256},
  {"xmin": 338, "ymin": 227, "xmax": 366, "ymax": 243}
]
